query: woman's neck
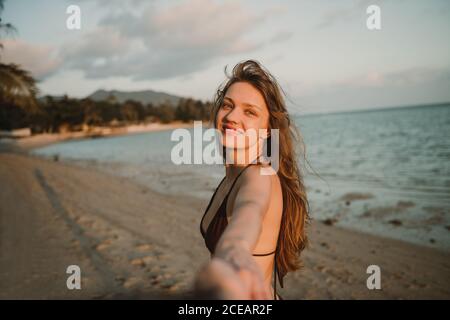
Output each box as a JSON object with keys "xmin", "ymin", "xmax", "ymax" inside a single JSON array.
[
  {"xmin": 224, "ymin": 148, "xmax": 261, "ymax": 180},
  {"xmin": 225, "ymin": 164, "xmax": 248, "ymax": 181}
]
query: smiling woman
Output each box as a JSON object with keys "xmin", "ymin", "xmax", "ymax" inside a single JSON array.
[{"xmin": 195, "ymin": 60, "xmax": 310, "ymax": 300}]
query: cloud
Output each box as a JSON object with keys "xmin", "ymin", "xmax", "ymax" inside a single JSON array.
[
  {"xmin": 73, "ymin": 0, "xmax": 148, "ymax": 9},
  {"xmin": 267, "ymin": 31, "xmax": 294, "ymax": 45},
  {"xmin": 62, "ymin": 0, "xmax": 278, "ymax": 80},
  {"xmin": 383, "ymin": 67, "xmax": 450, "ymax": 86},
  {"xmin": 292, "ymin": 66, "xmax": 450, "ymax": 113},
  {"xmin": 316, "ymin": 0, "xmax": 386, "ymax": 29},
  {"xmin": 336, "ymin": 67, "xmax": 450, "ymax": 88},
  {"xmin": 0, "ymin": 39, "xmax": 62, "ymax": 80},
  {"xmin": 61, "ymin": 26, "xmax": 132, "ymax": 72}
]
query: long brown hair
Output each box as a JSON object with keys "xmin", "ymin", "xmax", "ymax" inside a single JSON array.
[{"xmin": 210, "ymin": 59, "xmax": 310, "ymax": 288}]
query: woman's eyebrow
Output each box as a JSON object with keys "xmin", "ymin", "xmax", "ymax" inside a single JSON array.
[
  {"xmin": 223, "ymin": 96, "xmax": 234, "ymax": 104},
  {"xmin": 224, "ymin": 96, "xmax": 261, "ymax": 111},
  {"xmin": 243, "ymin": 103, "xmax": 261, "ymax": 111}
]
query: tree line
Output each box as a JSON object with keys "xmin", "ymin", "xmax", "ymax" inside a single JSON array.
[
  {"xmin": 0, "ymin": 0, "xmax": 213, "ymax": 134},
  {"xmin": 0, "ymin": 95, "xmax": 213, "ymax": 133}
]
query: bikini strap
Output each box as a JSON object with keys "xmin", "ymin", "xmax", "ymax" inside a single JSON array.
[
  {"xmin": 252, "ymin": 249, "xmax": 276, "ymax": 256},
  {"xmin": 200, "ymin": 176, "xmax": 226, "ymax": 236},
  {"xmin": 224, "ymin": 155, "xmax": 264, "ymax": 199},
  {"xmin": 226, "ymin": 163, "xmax": 254, "ymax": 195},
  {"xmin": 201, "ymin": 163, "xmax": 254, "ymax": 236}
]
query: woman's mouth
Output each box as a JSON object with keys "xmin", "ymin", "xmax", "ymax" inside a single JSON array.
[{"xmin": 222, "ymin": 125, "xmax": 245, "ymax": 136}]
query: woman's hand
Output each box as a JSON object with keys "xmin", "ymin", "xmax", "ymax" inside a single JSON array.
[
  {"xmin": 195, "ymin": 258, "xmax": 250, "ymax": 299},
  {"xmin": 195, "ymin": 165, "xmax": 275, "ymax": 300},
  {"xmin": 214, "ymin": 242, "xmax": 272, "ymax": 300},
  {"xmin": 195, "ymin": 242, "xmax": 272, "ymax": 300}
]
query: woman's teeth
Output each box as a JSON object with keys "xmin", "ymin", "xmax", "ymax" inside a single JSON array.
[{"xmin": 225, "ymin": 128, "xmax": 244, "ymax": 135}]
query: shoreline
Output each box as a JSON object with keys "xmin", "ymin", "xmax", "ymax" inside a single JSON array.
[
  {"xmin": 0, "ymin": 144, "xmax": 449, "ymax": 299},
  {"xmin": 28, "ymin": 134, "xmax": 450, "ymax": 253},
  {"xmin": 4, "ymin": 128, "xmax": 449, "ymax": 253},
  {"xmin": 4, "ymin": 126, "xmax": 449, "ymax": 253},
  {"xmin": 0, "ymin": 121, "xmax": 195, "ymax": 151}
]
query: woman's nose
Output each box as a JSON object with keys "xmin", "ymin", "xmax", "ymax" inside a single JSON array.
[{"xmin": 224, "ymin": 107, "xmax": 241, "ymax": 123}]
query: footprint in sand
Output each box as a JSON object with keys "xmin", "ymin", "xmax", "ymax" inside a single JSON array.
[
  {"xmin": 160, "ymin": 278, "xmax": 180, "ymax": 290},
  {"xmin": 147, "ymin": 269, "xmax": 162, "ymax": 281},
  {"xmin": 320, "ymin": 242, "xmax": 329, "ymax": 249},
  {"xmin": 123, "ymin": 277, "xmax": 140, "ymax": 289},
  {"xmin": 95, "ymin": 238, "xmax": 113, "ymax": 251},
  {"xmin": 129, "ymin": 255, "xmax": 157, "ymax": 268},
  {"xmin": 150, "ymin": 274, "xmax": 164, "ymax": 285},
  {"xmin": 115, "ymin": 276, "xmax": 126, "ymax": 284},
  {"xmin": 76, "ymin": 216, "xmax": 94, "ymax": 227},
  {"xmin": 135, "ymin": 243, "xmax": 154, "ymax": 252},
  {"xmin": 138, "ymin": 246, "xmax": 164, "ymax": 258},
  {"xmin": 111, "ymin": 234, "xmax": 120, "ymax": 240},
  {"xmin": 142, "ymin": 256, "xmax": 155, "ymax": 265},
  {"xmin": 150, "ymin": 271, "xmax": 181, "ymax": 290},
  {"xmin": 316, "ymin": 265, "xmax": 328, "ymax": 273},
  {"xmin": 131, "ymin": 258, "xmax": 147, "ymax": 268}
]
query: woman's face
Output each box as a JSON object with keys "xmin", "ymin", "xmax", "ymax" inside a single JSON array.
[{"xmin": 216, "ymin": 81, "xmax": 270, "ymax": 151}]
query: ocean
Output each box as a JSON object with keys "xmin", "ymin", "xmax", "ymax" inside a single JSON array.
[{"xmin": 33, "ymin": 104, "xmax": 450, "ymax": 251}]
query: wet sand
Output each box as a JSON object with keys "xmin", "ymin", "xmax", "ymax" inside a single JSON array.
[{"xmin": 0, "ymin": 146, "xmax": 449, "ymax": 299}]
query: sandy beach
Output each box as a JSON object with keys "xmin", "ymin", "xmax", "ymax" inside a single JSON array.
[
  {"xmin": 0, "ymin": 136, "xmax": 449, "ymax": 299},
  {"xmin": 0, "ymin": 121, "xmax": 195, "ymax": 150}
]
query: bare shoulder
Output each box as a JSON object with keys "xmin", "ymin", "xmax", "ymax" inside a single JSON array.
[
  {"xmin": 240, "ymin": 165, "xmax": 283, "ymax": 207},
  {"xmin": 227, "ymin": 165, "xmax": 271, "ymax": 219},
  {"xmin": 227, "ymin": 164, "xmax": 282, "ymax": 221},
  {"xmin": 243, "ymin": 164, "xmax": 280, "ymax": 186},
  {"xmin": 241, "ymin": 164, "xmax": 273, "ymax": 187},
  {"xmin": 235, "ymin": 164, "xmax": 277, "ymax": 202}
]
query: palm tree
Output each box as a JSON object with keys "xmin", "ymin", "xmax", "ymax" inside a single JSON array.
[
  {"xmin": 0, "ymin": 0, "xmax": 39, "ymax": 113},
  {"xmin": 0, "ymin": 63, "xmax": 39, "ymax": 112}
]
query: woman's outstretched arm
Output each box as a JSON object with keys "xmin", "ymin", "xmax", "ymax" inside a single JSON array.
[{"xmin": 196, "ymin": 166, "xmax": 273, "ymax": 299}]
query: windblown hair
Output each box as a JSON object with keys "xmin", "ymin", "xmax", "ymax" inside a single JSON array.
[{"xmin": 210, "ymin": 59, "xmax": 310, "ymax": 288}]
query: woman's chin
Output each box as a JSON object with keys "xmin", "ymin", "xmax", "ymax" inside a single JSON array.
[{"xmin": 221, "ymin": 138, "xmax": 244, "ymax": 149}]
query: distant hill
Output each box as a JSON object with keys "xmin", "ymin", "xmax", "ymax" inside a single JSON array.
[
  {"xmin": 37, "ymin": 95, "xmax": 66, "ymax": 103},
  {"xmin": 87, "ymin": 89, "xmax": 183, "ymax": 106}
]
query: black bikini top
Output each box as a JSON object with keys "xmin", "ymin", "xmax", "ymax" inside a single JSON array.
[{"xmin": 199, "ymin": 163, "xmax": 283, "ymax": 300}]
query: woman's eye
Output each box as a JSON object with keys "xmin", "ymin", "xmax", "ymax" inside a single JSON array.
[
  {"xmin": 222, "ymin": 104, "xmax": 232, "ymax": 109},
  {"xmin": 245, "ymin": 110, "xmax": 256, "ymax": 116}
]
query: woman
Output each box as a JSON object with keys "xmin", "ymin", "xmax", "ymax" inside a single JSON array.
[{"xmin": 195, "ymin": 60, "xmax": 310, "ymax": 300}]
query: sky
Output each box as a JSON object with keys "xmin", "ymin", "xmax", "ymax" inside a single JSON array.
[{"xmin": 1, "ymin": 0, "xmax": 449, "ymax": 115}]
